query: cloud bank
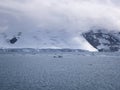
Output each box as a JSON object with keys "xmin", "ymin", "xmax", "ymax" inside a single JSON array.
[{"xmin": 0, "ymin": 0, "xmax": 120, "ymax": 51}]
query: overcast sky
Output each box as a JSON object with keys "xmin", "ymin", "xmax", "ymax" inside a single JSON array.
[
  {"xmin": 0, "ymin": 0, "xmax": 120, "ymax": 32},
  {"xmin": 0, "ymin": 0, "xmax": 120, "ymax": 51}
]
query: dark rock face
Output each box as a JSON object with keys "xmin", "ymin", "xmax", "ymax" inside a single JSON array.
[
  {"xmin": 10, "ymin": 37, "xmax": 18, "ymax": 44},
  {"xmin": 83, "ymin": 29, "xmax": 120, "ymax": 52},
  {"xmin": 8, "ymin": 32, "xmax": 22, "ymax": 44}
]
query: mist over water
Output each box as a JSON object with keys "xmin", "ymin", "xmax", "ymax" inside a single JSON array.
[{"xmin": 0, "ymin": 0, "xmax": 120, "ymax": 51}]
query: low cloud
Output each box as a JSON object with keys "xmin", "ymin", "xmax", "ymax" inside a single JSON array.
[{"xmin": 1, "ymin": 0, "xmax": 120, "ymax": 31}]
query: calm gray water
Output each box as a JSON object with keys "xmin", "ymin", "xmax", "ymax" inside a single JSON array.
[{"xmin": 0, "ymin": 54, "xmax": 120, "ymax": 90}]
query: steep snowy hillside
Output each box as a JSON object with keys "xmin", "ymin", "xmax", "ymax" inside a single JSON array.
[
  {"xmin": 0, "ymin": 29, "xmax": 97, "ymax": 51},
  {"xmin": 83, "ymin": 29, "xmax": 120, "ymax": 52}
]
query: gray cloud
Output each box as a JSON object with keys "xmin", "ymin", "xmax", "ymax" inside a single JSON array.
[{"xmin": 1, "ymin": 0, "xmax": 120, "ymax": 31}]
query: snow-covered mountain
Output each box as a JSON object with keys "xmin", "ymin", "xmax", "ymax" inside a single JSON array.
[
  {"xmin": 1, "ymin": 0, "xmax": 120, "ymax": 52},
  {"xmin": 83, "ymin": 29, "xmax": 120, "ymax": 52},
  {"xmin": 0, "ymin": 12, "xmax": 119, "ymax": 52},
  {"xmin": 0, "ymin": 12, "xmax": 120, "ymax": 52},
  {"xmin": 1, "ymin": 27, "xmax": 120, "ymax": 52},
  {"xmin": 0, "ymin": 12, "xmax": 97, "ymax": 51}
]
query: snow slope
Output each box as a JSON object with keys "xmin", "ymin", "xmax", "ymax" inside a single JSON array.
[{"xmin": 0, "ymin": 12, "xmax": 97, "ymax": 51}]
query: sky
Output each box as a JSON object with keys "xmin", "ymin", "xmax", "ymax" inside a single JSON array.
[{"xmin": 0, "ymin": 0, "xmax": 120, "ymax": 51}]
